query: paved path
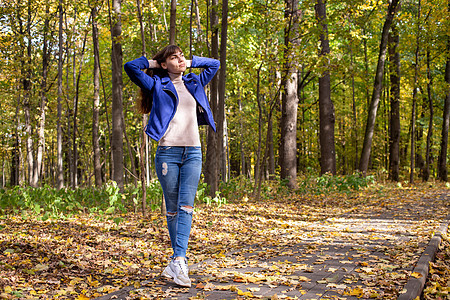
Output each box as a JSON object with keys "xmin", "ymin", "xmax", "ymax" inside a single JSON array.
[{"xmin": 96, "ymin": 191, "xmax": 449, "ymax": 300}]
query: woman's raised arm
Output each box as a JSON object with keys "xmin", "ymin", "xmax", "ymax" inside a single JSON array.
[{"xmin": 124, "ymin": 56, "xmax": 156, "ymax": 92}]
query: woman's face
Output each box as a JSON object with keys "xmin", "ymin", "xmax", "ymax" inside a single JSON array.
[{"xmin": 161, "ymin": 51, "xmax": 186, "ymax": 74}]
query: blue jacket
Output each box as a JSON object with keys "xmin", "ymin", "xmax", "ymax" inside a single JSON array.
[{"xmin": 124, "ymin": 55, "xmax": 220, "ymax": 141}]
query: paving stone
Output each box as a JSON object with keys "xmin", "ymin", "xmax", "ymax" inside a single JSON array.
[{"xmin": 95, "ymin": 192, "xmax": 449, "ymax": 300}]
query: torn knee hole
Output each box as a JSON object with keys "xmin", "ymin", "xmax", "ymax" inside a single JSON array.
[
  {"xmin": 180, "ymin": 206, "xmax": 194, "ymax": 214},
  {"xmin": 166, "ymin": 211, "xmax": 177, "ymax": 217}
]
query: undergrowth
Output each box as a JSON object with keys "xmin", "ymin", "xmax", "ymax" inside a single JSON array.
[{"xmin": 0, "ymin": 173, "xmax": 381, "ymax": 222}]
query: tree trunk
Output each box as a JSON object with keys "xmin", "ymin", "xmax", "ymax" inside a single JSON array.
[
  {"xmin": 218, "ymin": 0, "xmax": 228, "ymax": 181},
  {"xmin": 111, "ymin": 0, "xmax": 124, "ymax": 190},
  {"xmin": 383, "ymin": 83, "xmax": 390, "ymax": 171},
  {"xmin": 363, "ymin": 30, "xmax": 370, "ymax": 110},
  {"xmin": 280, "ymin": 0, "xmax": 299, "ymax": 189},
  {"xmin": 189, "ymin": 0, "xmax": 193, "ymax": 57},
  {"xmin": 410, "ymin": 0, "xmax": 421, "ymax": 184},
  {"xmin": 22, "ymin": 0, "xmax": 34, "ymax": 186},
  {"xmin": 57, "ymin": 0, "xmax": 64, "ymax": 190},
  {"xmin": 315, "ymin": 0, "xmax": 336, "ymax": 175},
  {"xmin": 73, "ymin": 26, "xmax": 89, "ymax": 189},
  {"xmin": 253, "ymin": 64, "xmax": 263, "ymax": 197},
  {"xmin": 11, "ymin": 137, "xmax": 20, "ymax": 186},
  {"xmin": 67, "ymin": 46, "xmax": 73, "ymax": 188},
  {"xmin": 268, "ymin": 115, "xmax": 275, "ymax": 177},
  {"xmin": 68, "ymin": 11, "xmax": 77, "ymax": 188},
  {"xmin": 205, "ymin": 0, "xmax": 219, "ymax": 196},
  {"xmin": 135, "ymin": 0, "xmax": 147, "ymax": 214},
  {"xmin": 169, "ymin": 0, "xmax": 177, "ymax": 44},
  {"xmin": 194, "ymin": 0, "xmax": 206, "ymax": 46},
  {"xmin": 423, "ymin": 50, "xmax": 433, "ymax": 181},
  {"xmin": 388, "ymin": 23, "xmax": 401, "ymax": 182},
  {"xmin": 136, "ymin": 0, "xmax": 146, "ymax": 56},
  {"xmin": 91, "ymin": 3, "xmax": 103, "ymax": 187},
  {"xmin": 122, "ymin": 113, "xmax": 138, "ymax": 186},
  {"xmin": 350, "ymin": 47, "xmax": 358, "ymax": 172},
  {"xmin": 438, "ymin": 14, "xmax": 450, "ymax": 181},
  {"xmin": 12, "ymin": 87, "xmax": 21, "ymax": 187},
  {"xmin": 97, "ymin": 47, "xmax": 112, "ymax": 182},
  {"xmin": 140, "ymin": 118, "xmax": 148, "ymax": 216},
  {"xmin": 238, "ymin": 96, "xmax": 245, "ymax": 177},
  {"xmin": 33, "ymin": 3, "xmax": 50, "ymax": 187},
  {"xmin": 358, "ymin": 0, "xmax": 400, "ymax": 176}
]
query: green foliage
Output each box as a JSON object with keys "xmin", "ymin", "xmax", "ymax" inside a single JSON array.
[
  {"xmin": 0, "ymin": 179, "xmax": 236, "ymax": 220},
  {"xmin": 219, "ymin": 175, "xmax": 253, "ymax": 201},
  {"xmin": 0, "ymin": 181, "xmax": 129, "ymax": 220},
  {"xmin": 297, "ymin": 173, "xmax": 375, "ymax": 195},
  {"xmin": 196, "ymin": 181, "xmax": 227, "ymax": 207},
  {"xmin": 217, "ymin": 175, "xmax": 293, "ymax": 202},
  {"xmin": 144, "ymin": 180, "xmax": 164, "ymax": 211}
]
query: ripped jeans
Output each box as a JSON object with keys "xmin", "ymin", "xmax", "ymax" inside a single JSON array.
[{"xmin": 155, "ymin": 146, "xmax": 202, "ymax": 258}]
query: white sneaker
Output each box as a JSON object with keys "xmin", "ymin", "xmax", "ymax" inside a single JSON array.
[
  {"xmin": 162, "ymin": 258, "xmax": 191, "ymax": 287},
  {"xmin": 162, "ymin": 263, "xmax": 173, "ymax": 279}
]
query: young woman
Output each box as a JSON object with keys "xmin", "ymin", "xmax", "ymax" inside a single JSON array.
[{"xmin": 124, "ymin": 45, "xmax": 220, "ymax": 287}]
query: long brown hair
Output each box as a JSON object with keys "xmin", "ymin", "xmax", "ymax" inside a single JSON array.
[{"xmin": 138, "ymin": 45, "xmax": 183, "ymax": 114}]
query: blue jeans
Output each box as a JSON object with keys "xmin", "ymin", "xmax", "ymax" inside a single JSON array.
[{"xmin": 155, "ymin": 146, "xmax": 202, "ymax": 258}]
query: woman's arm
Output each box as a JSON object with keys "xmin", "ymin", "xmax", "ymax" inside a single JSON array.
[
  {"xmin": 190, "ymin": 56, "xmax": 220, "ymax": 87},
  {"xmin": 124, "ymin": 56, "xmax": 156, "ymax": 92}
]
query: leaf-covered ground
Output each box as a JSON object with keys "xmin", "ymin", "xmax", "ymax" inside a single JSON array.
[
  {"xmin": 423, "ymin": 232, "xmax": 450, "ymax": 299},
  {"xmin": 0, "ymin": 183, "xmax": 448, "ymax": 299}
]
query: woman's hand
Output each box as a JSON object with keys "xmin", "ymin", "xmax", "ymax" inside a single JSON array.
[
  {"xmin": 148, "ymin": 59, "xmax": 160, "ymax": 69},
  {"xmin": 186, "ymin": 60, "xmax": 192, "ymax": 68}
]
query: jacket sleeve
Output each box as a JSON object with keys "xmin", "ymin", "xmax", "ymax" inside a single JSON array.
[
  {"xmin": 190, "ymin": 55, "xmax": 220, "ymax": 87},
  {"xmin": 124, "ymin": 56, "xmax": 155, "ymax": 92}
]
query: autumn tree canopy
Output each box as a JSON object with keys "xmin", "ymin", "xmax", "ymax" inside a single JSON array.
[{"xmin": 0, "ymin": 0, "xmax": 449, "ymax": 190}]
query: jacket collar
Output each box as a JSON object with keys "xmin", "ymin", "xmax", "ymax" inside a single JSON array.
[{"xmin": 161, "ymin": 76, "xmax": 172, "ymax": 85}]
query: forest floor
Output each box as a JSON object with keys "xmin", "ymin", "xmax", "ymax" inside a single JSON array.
[{"xmin": 0, "ymin": 183, "xmax": 449, "ymax": 299}]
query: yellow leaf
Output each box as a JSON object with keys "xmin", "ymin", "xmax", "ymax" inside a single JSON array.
[
  {"xmin": 204, "ymin": 282, "xmax": 216, "ymax": 291},
  {"xmin": 411, "ymin": 272, "xmax": 422, "ymax": 278},
  {"xmin": 77, "ymin": 295, "xmax": 90, "ymax": 300},
  {"xmin": 237, "ymin": 289, "xmax": 254, "ymax": 297},
  {"xmin": 196, "ymin": 282, "xmax": 205, "ymax": 289},
  {"xmin": 34, "ymin": 263, "xmax": 49, "ymax": 271},
  {"xmin": 370, "ymin": 291, "xmax": 380, "ymax": 298},
  {"xmin": 297, "ymin": 276, "xmax": 311, "ymax": 282},
  {"xmin": 214, "ymin": 284, "xmax": 231, "ymax": 291},
  {"xmin": 345, "ymin": 287, "xmax": 364, "ymax": 296},
  {"xmin": 69, "ymin": 277, "xmax": 83, "ymax": 286}
]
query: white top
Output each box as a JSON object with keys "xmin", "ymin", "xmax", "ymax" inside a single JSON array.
[{"xmin": 158, "ymin": 72, "xmax": 201, "ymax": 146}]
